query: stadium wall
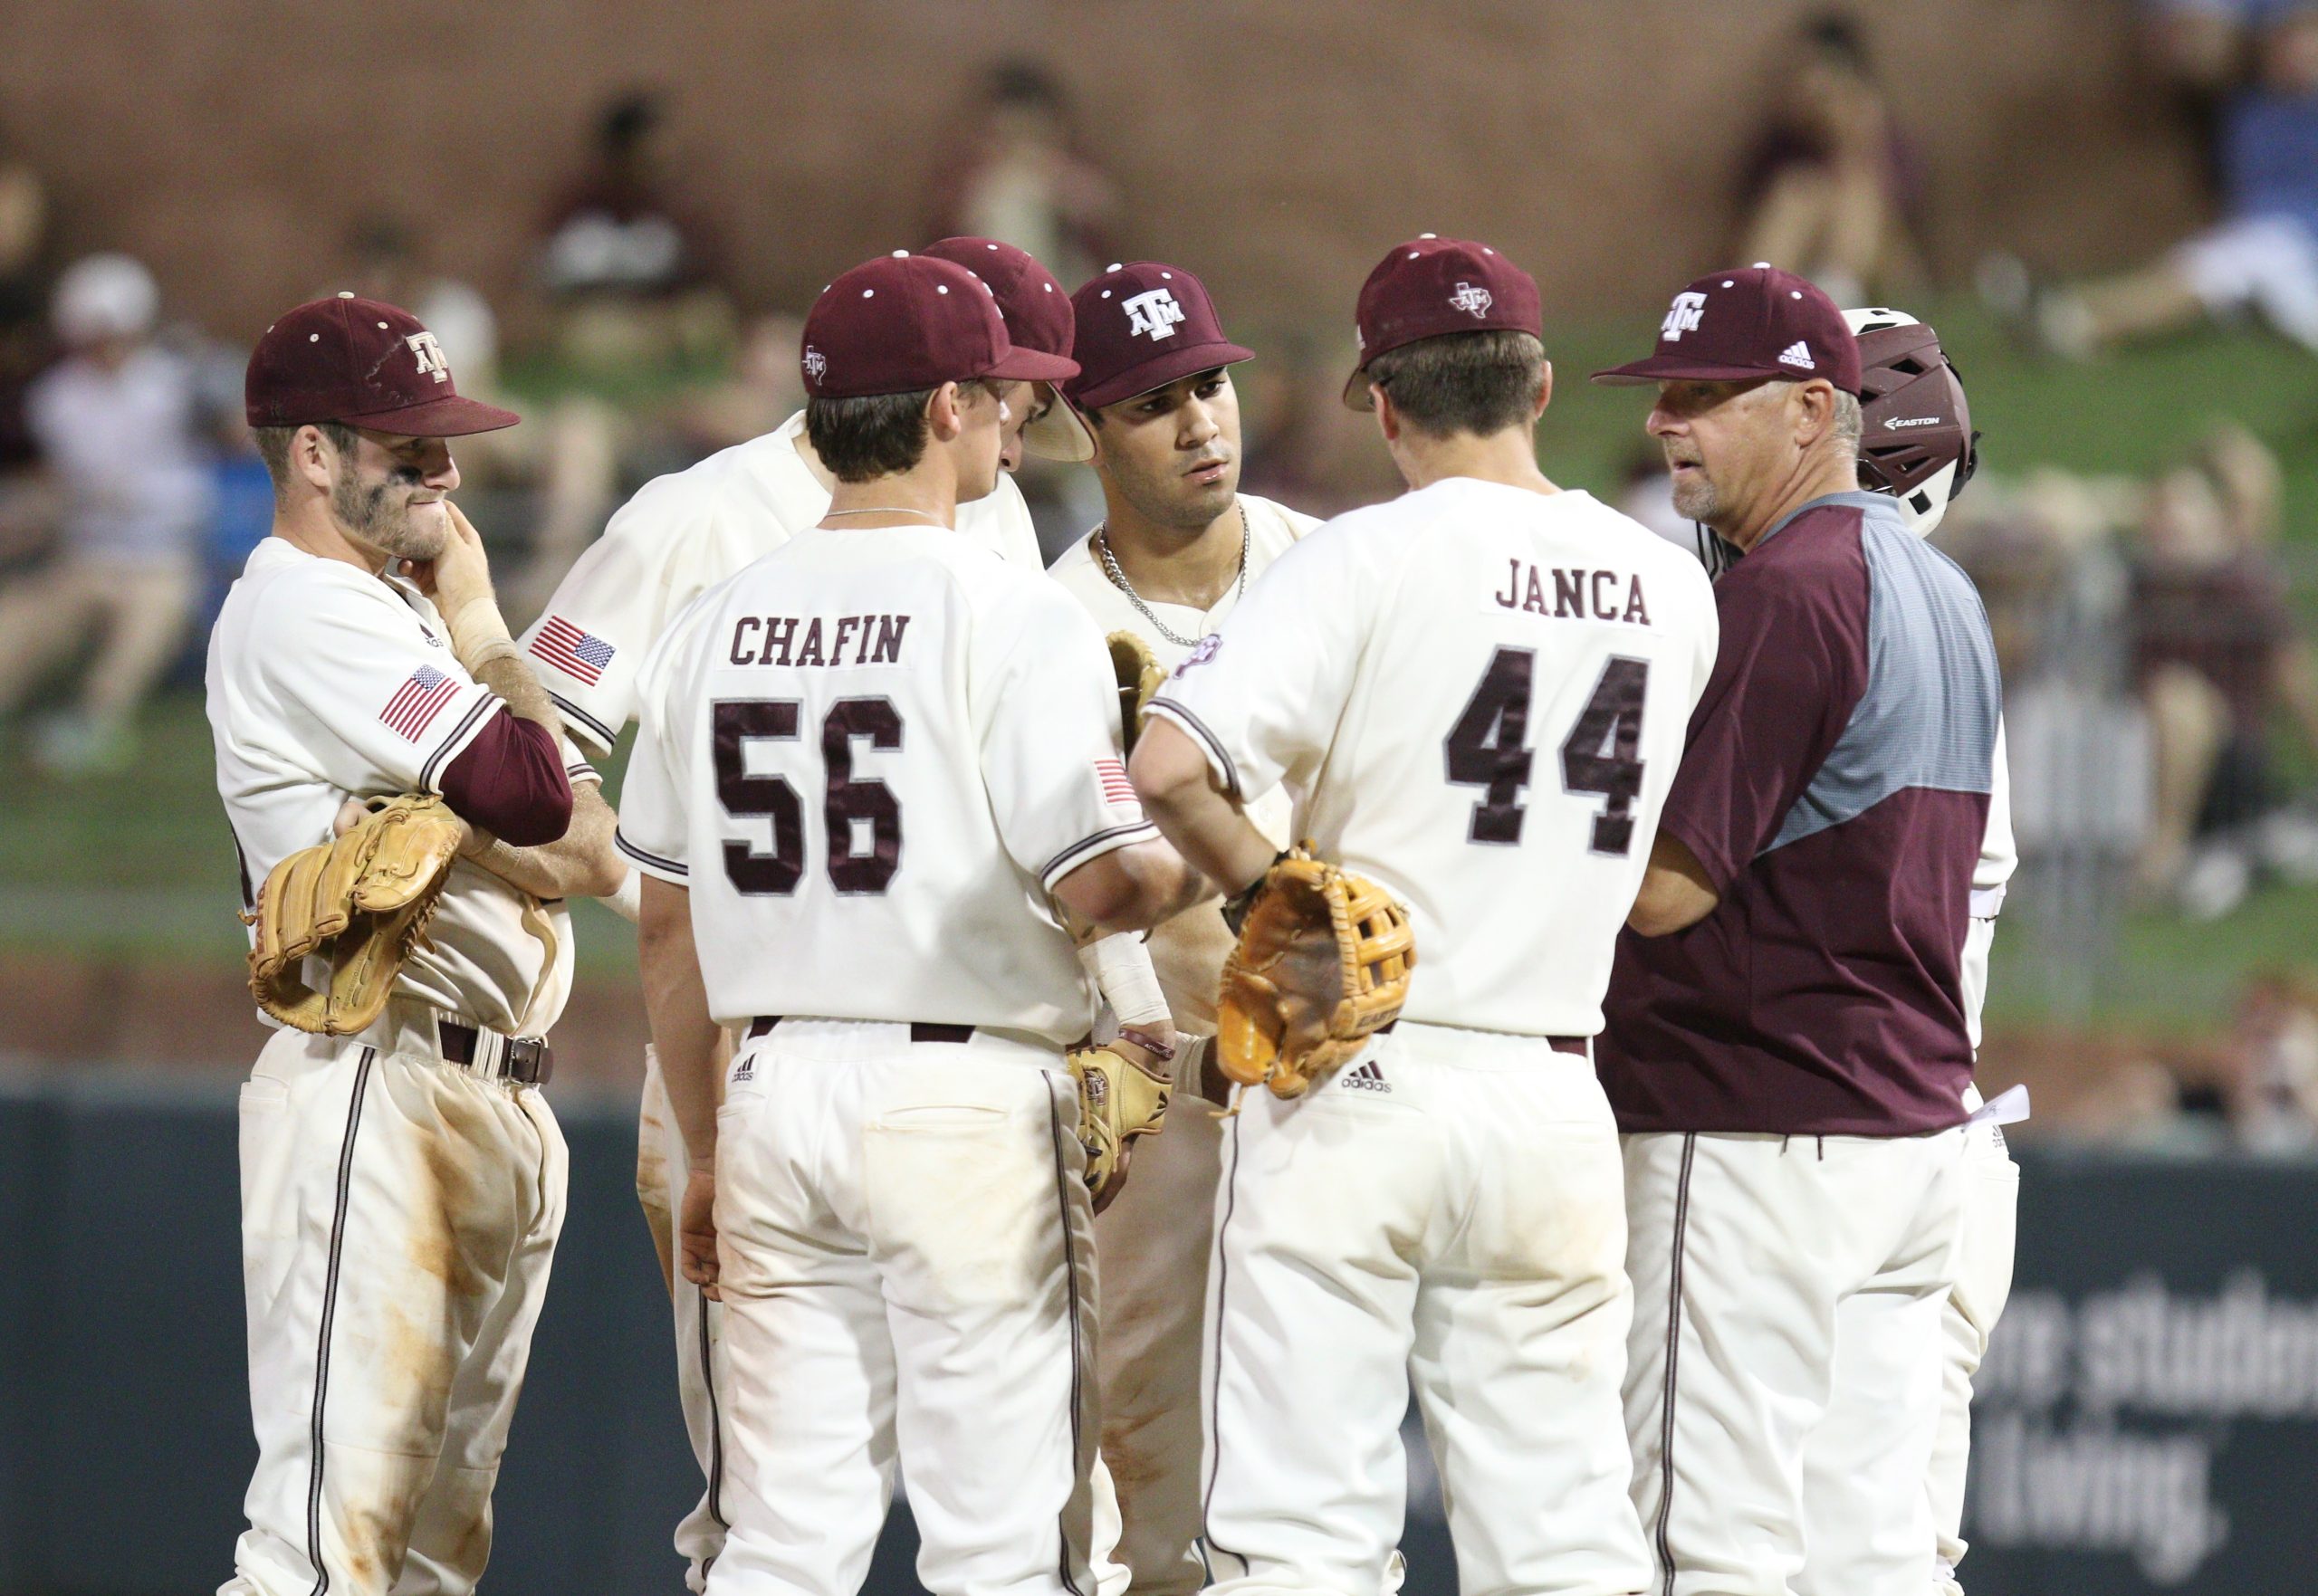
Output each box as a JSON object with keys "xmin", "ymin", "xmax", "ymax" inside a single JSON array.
[
  {"xmin": 2, "ymin": 1071, "xmax": 2314, "ymax": 1594},
  {"xmin": 0, "ymin": 0, "xmax": 2207, "ymax": 339}
]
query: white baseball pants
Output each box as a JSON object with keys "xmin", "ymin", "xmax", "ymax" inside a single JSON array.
[
  {"xmin": 1620, "ymin": 1126, "xmax": 1968, "ymax": 1596},
  {"xmin": 705, "ymin": 1019, "xmax": 1125, "ymax": 1596},
  {"xmin": 637, "ymin": 1046, "xmax": 737, "ymax": 1592},
  {"xmin": 1926, "ymin": 1123, "xmax": 2018, "ymax": 1596},
  {"xmin": 220, "ymin": 1019, "xmax": 566, "ymax": 1596},
  {"xmin": 1093, "ymin": 1038, "xmax": 1224, "ymax": 1596},
  {"xmin": 1202, "ymin": 1023, "xmax": 1649, "ymax": 1596}
]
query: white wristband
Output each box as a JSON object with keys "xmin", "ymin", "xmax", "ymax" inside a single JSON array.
[
  {"xmin": 602, "ymin": 863, "xmax": 642, "ymax": 923},
  {"xmin": 1083, "ymin": 932, "xmax": 1169, "ymax": 1027}
]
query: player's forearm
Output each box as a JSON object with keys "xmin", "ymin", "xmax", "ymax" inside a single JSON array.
[
  {"xmin": 1627, "ymin": 831, "xmax": 1720, "ymax": 937},
  {"xmin": 460, "ymin": 782, "xmax": 625, "ymax": 900},
  {"xmin": 639, "ymin": 877, "xmax": 725, "ymax": 1166},
  {"xmin": 468, "ymin": 649, "xmax": 566, "ymax": 742},
  {"xmin": 1130, "ymin": 724, "xmax": 1277, "ymax": 896}
]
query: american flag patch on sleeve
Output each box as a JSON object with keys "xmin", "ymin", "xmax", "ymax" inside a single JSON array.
[
  {"xmin": 380, "ymin": 664, "xmax": 460, "ymax": 741},
  {"xmin": 530, "ymin": 616, "xmax": 617, "ymax": 686},
  {"xmin": 1096, "ymin": 758, "xmax": 1138, "ymax": 807}
]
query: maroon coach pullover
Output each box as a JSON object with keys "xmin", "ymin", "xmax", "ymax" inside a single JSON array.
[{"xmin": 1598, "ymin": 492, "xmax": 2001, "ymax": 1137}]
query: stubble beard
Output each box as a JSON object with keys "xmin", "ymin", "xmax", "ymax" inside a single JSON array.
[
  {"xmin": 1670, "ymin": 470, "xmax": 1724, "ymax": 527},
  {"xmin": 332, "ymin": 468, "xmax": 441, "ymax": 564}
]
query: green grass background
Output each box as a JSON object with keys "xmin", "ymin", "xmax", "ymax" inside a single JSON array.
[{"xmin": 6, "ymin": 299, "xmax": 2317, "ymax": 1035}]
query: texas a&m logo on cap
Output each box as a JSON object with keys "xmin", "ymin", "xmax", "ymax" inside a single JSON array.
[
  {"xmin": 406, "ymin": 330, "xmax": 448, "ymax": 382},
  {"xmin": 1124, "ymin": 288, "xmax": 1185, "ymax": 341},
  {"xmin": 1661, "ymin": 291, "xmax": 1708, "ymax": 341},
  {"xmin": 1450, "ymin": 282, "xmax": 1494, "ymax": 319},
  {"xmin": 803, "ymin": 345, "xmax": 829, "ymax": 382}
]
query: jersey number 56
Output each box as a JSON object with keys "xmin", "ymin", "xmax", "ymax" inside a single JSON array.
[{"xmin": 713, "ymin": 697, "xmax": 903, "ymax": 895}]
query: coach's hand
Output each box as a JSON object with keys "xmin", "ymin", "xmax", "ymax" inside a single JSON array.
[{"xmin": 680, "ymin": 1163, "xmax": 721, "ymax": 1299}]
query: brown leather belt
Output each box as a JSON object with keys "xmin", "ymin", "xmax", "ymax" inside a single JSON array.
[
  {"xmin": 746, "ymin": 1017, "xmax": 974, "ymax": 1045},
  {"xmin": 436, "ymin": 1020, "xmax": 554, "ymax": 1085},
  {"xmin": 1374, "ymin": 1018, "xmax": 1588, "ymax": 1058}
]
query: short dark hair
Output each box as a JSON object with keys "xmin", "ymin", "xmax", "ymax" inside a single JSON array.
[
  {"xmin": 253, "ymin": 419, "xmax": 360, "ymax": 499},
  {"xmin": 806, "ymin": 389, "xmax": 936, "ymax": 483},
  {"xmin": 1364, "ymin": 330, "xmax": 1547, "ymax": 439}
]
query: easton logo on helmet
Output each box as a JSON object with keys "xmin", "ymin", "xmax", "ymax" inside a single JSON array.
[
  {"xmin": 1882, "ymin": 415, "xmax": 1940, "ymax": 430},
  {"xmin": 1450, "ymin": 282, "xmax": 1494, "ymax": 319},
  {"xmin": 1661, "ymin": 291, "xmax": 1708, "ymax": 340}
]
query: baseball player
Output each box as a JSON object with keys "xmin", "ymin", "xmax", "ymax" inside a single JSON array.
[
  {"xmin": 1132, "ymin": 236, "xmax": 1719, "ymax": 1596},
  {"xmin": 1593, "ymin": 267, "xmax": 2002, "ymax": 1596},
  {"xmin": 1826, "ymin": 308, "xmax": 2020, "ymax": 1596},
  {"xmin": 518, "ymin": 236, "xmax": 1085, "ymax": 1589},
  {"xmin": 617, "ymin": 252, "xmax": 1199, "ymax": 1596},
  {"xmin": 209, "ymin": 294, "xmax": 623, "ymax": 1596},
  {"xmin": 1044, "ymin": 260, "xmax": 1316, "ymax": 1596}
]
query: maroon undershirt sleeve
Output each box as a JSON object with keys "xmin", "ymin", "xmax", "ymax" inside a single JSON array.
[{"xmin": 438, "ymin": 708, "xmax": 573, "ymax": 846}]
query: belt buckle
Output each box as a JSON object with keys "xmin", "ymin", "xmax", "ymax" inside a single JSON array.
[{"xmin": 503, "ymin": 1036, "xmax": 551, "ymax": 1086}]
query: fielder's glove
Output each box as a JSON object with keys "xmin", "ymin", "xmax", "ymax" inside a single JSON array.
[
  {"xmin": 245, "ymin": 794, "xmax": 465, "ymax": 1036},
  {"xmin": 1216, "ymin": 843, "xmax": 1416, "ymax": 1098},
  {"xmin": 1068, "ymin": 1043, "xmax": 1173, "ymax": 1211},
  {"xmin": 1106, "ymin": 630, "xmax": 1167, "ymax": 754}
]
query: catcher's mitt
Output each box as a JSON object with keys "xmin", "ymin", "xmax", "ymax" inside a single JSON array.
[
  {"xmin": 1106, "ymin": 630, "xmax": 1166, "ymax": 754},
  {"xmin": 1068, "ymin": 1043, "xmax": 1173, "ymax": 1210},
  {"xmin": 1216, "ymin": 844, "xmax": 1416, "ymax": 1098},
  {"xmin": 245, "ymin": 795, "xmax": 465, "ymax": 1036}
]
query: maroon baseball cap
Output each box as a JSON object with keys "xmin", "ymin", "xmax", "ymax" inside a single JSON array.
[
  {"xmin": 1342, "ymin": 234, "xmax": 1543, "ymax": 410},
  {"xmin": 245, "ymin": 292, "xmax": 519, "ymax": 435},
  {"xmin": 1064, "ymin": 263, "xmax": 1254, "ymax": 413},
  {"xmin": 800, "ymin": 253, "xmax": 1078, "ymax": 400},
  {"xmin": 921, "ymin": 235, "xmax": 1094, "ymax": 461},
  {"xmin": 1593, "ymin": 265, "xmax": 1862, "ymax": 396}
]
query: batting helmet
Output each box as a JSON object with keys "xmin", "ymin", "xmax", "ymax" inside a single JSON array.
[{"xmin": 1844, "ymin": 307, "xmax": 1979, "ymax": 539}]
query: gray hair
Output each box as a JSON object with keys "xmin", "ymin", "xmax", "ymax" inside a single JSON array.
[{"xmin": 1831, "ymin": 388, "xmax": 1863, "ymax": 453}]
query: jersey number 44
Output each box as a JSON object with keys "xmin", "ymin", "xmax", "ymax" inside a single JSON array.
[{"xmin": 1446, "ymin": 649, "xmax": 1650, "ymax": 855}]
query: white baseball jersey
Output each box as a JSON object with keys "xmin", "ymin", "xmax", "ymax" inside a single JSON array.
[
  {"xmin": 617, "ymin": 528, "xmax": 1155, "ymax": 1045},
  {"xmin": 207, "ymin": 539, "xmax": 594, "ymax": 1037},
  {"xmin": 519, "ymin": 408, "xmax": 1044, "ymax": 753},
  {"xmin": 1049, "ymin": 493, "xmax": 1314, "ymax": 1034},
  {"xmin": 1148, "ymin": 479, "xmax": 1719, "ymax": 1037}
]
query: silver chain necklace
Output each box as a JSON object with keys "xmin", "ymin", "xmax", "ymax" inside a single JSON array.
[{"xmin": 1096, "ymin": 502, "xmax": 1249, "ymax": 650}]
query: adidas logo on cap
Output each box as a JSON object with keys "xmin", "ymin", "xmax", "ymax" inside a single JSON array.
[
  {"xmin": 1777, "ymin": 340, "xmax": 1815, "ymax": 370},
  {"xmin": 1341, "ymin": 1059, "xmax": 1392, "ymax": 1094}
]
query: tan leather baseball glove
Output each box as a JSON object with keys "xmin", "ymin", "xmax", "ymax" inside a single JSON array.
[
  {"xmin": 1106, "ymin": 629, "xmax": 1167, "ymax": 754},
  {"xmin": 1216, "ymin": 845, "xmax": 1416, "ymax": 1098},
  {"xmin": 245, "ymin": 794, "xmax": 465, "ymax": 1036},
  {"xmin": 1068, "ymin": 1043, "xmax": 1173, "ymax": 1211}
]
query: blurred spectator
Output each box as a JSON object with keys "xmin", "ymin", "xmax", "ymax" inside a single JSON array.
[
  {"xmin": 2217, "ymin": 969, "xmax": 2318, "ymax": 1149},
  {"xmin": 346, "ymin": 215, "xmax": 621, "ymax": 623},
  {"xmin": 1987, "ymin": 6, "xmax": 2318, "ymax": 355},
  {"xmin": 2127, "ymin": 425, "xmax": 2318, "ymax": 912},
  {"xmin": 930, "ymin": 61, "xmax": 1117, "ymax": 291},
  {"xmin": 0, "ymin": 255, "xmax": 216, "ymax": 775},
  {"xmin": 1738, "ymin": 12, "xmax": 1926, "ymax": 307},
  {"xmin": 1229, "ymin": 332, "xmax": 1401, "ymax": 523},
  {"xmin": 0, "ymin": 119, "xmax": 53, "ymax": 476},
  {"xmin": 540, "ymin": 89, "xmax": 733, "ymax": 379},
  {"xmin": 659, "ymin": 311, "xmax": 806, "ymax": 462}
]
